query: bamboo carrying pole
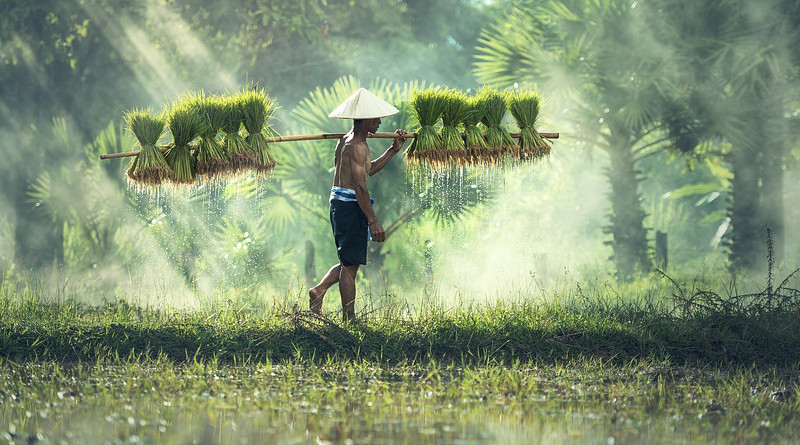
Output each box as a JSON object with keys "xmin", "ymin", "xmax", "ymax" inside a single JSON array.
[{"xmin": 99, "ymin": 131, "xmax": 559, "ymax": 160}]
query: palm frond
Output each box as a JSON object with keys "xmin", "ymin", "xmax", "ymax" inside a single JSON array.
[{"xmin": 291, "ymin": 76, "xmax": 362, "ymax": 133}]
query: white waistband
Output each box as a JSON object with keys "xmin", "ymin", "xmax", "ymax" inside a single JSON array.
[{"xmin": 330, "ymin": 186, "xmax": 357, "ymax": 202}]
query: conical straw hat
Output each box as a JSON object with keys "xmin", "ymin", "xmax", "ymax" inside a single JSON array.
[{"xmin": 328, "ymin": 88, "xmax": 399, "ymax": 119}]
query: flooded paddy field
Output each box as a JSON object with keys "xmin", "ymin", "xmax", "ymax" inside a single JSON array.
[
  {"xmin": 1, "ymin": 359, "xmax": 798, "ymax": 444},
  {"xmin": 3, "ymin": 288, "xmax": 800, "ymax": 444}
]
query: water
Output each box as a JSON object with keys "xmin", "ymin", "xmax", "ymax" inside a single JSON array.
[
  {"xmin": 1, "ymin": 362, "xmax": 797, "ymax": 444},
  {"xmin": 403, "ymin": 160, "xmax": 510, "ymax": 211}
]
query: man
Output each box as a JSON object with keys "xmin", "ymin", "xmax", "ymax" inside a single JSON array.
[{"xmin": 308, "ymin": 88, "xmax": 407, "ymax": 322}]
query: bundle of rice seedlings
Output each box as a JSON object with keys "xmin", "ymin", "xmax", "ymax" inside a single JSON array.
[
  {"xmin": 124, "ymin": 109, "xmax": 170, "ymax": 187},
  {"xmin": 165, "ymin": 99, "xmax": 203, "ymax": 184},
  {"xmin": 240, "ymin": 87, "xmax": 278, "ymax": 176},
  {"xmin": 406, "ymin": 89, "xmax": 446, "ymax": 165},
  {"xmin": 188, "ymin": 93, "xmax": 229, "ymax": 182},
  {"xmin": 476, "ymin": 87, "xmax": 516, "ymax": 163},
  {"xmin": 463, "ymin": 95, "xmax": 489, "ymax": 166},
  {"xmin": 438, "ymin": 89, "xmax": 470, "ymax": 167},
  {"xmin": 507, "ymin": 89, "xmax": 550, "ymax": 160},
  {"xmin": 221, "ymin": 94, "xmax": 254, "ymax": 174}
]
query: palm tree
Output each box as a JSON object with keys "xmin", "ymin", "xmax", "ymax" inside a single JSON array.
[
  {"xmin": 28, "ymin": 120, "xmax": 129, "ymax": 273},
  {"xmin": 654, "ymin": 0, "xmax": 799, "ymax": 270},
  {"xmin": 28, "ymin": 118, "xmax": 293, "ymax": 296},
  {"xmin": 474, "ymin": 1, "xmax": 670, "ymax": 279}
]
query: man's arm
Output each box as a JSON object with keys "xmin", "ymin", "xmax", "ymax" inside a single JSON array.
[
  {"xmin": 351, "ymin": 143, "xmax": 386, "ymax": 242},
  {"xmin": 369, "ymin": 129, "xmax": 407, "ymax": 176}
]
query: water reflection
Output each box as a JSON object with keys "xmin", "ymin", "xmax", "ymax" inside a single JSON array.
[{"xmin": 0, "ymin": 363, "xmax": 796, "ymax": 444}]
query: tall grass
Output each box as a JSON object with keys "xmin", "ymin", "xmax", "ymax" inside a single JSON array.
[
  {"xmin": 240, "ymin": 87, "xmax": 278, "ymax": 176},
  {"xmin": 507, "ymin": 89, "xmax": 550, "ymax": 160},
  {"xmin": 124, "ymin": 109, "xmax": 170, "ymax": 188},
  {"xmin": 221, "ymin": 94, "xmax": 254, "ymax": 173},
  {"xmin": 189, "ymin": 93, "xmax": 229, "ymax": 182},
  {"xmin": 439, "ymin": 89, "xmax": 470, "ymax": 165},
  {"xmin": 1, "ymin": 277, "xmax": 798, "ymax": 365},
  {"xmin": 463, "ymin": 95, "xmax": 489, "ymax": 164},
  {"xmin": 476, "ymin": 87, "xmax": 516, "ymax": 161},
  {"xmin": 406, "ymin": 89, "xmax": 446, "ymax": 166},
  {"xmin": 165, "ymin": 98, "xmax": 204, "ymax": 184}
]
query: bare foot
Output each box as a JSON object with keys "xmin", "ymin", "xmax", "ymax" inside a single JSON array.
[{"xmin": 309, "ymin": 287, "xmax": 325, "ymax": 314}]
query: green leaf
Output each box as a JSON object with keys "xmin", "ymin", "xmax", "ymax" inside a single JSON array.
[{"xmin": 662, "ymin": 183, "xmax": 722, "ymax": 200}]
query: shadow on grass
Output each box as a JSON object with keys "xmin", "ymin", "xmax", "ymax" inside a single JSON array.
[{"xmin": 2, "ymin": 302, "xmax": 799, "ymax": 366}]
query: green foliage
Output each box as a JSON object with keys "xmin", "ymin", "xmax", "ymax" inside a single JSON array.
[
  {"xmin": 476, "ymin": 87, "xmax": 515, "ymax": 157},
  {"xmin": 164, "ymin": 144, "xmax": 195, "ymax": 184},
  {"xmin": 165, "ymin": 99, "xmax": 204, "ymax": 184},
  {"xmin": 473, "ymin": 4, "xmax": 548, "ymax": 88},
  {"xmin": 406, "ymin": 89, "xmax": 446, "ymax": 164},
  {"xmin": 189, "ymin": 93, "xmax": 230, "ymax": 181},
  {"xmin": 240, "ymin": 88, "xmax": 277, "ymax": 136},
  {"xmin": 206, "ymin": 210, "xmax": 290, "ymax": 288},
  {"xmin": 439, "ymin": 89, "xmax": 470, "ymax": 161},
  {"xmin": 507, "ymin": 89, "xmax": 549, "ymax": 159},
  {"xmin": 220, "ymin": 95, "xmax": 244, "ymax": 135},
  {"xmin": 221, "ymin": 94, "xmax": 254, "ymax": 171},
  {"xmin": 190, "ymin": 92, "xmax": 227, "ymax": 137},
  {"xmin": 410, "ymin": 88, "xmax": 447, "ymax": 126},
  {"xmin": 474, "ymin": 1, "xmax": 666, "ymax": 279},
  {"xmin": 652, "ymin": 0, "xmax": 797, "ymax": 271},
  {"xmin": 292, "ymin": 76, "xmax": 364, "ymax": 133},
  {"xmin": 463, "ymin": 95, "xmax": 489, "ymax": 160},
  {"xmin": 126, "ymin": 109, "xmax": 166, "ymax": 146},
  {"xmin": 124, "ymin": 109, "xmax": 170, "ymax": 186},
  {"xmin": 167, "ymin": 98, "xmax": 203, "ymax": 148},
  {"xmin": 2, "ymin": 0, "xmax": 502, "ymax": 276},
  {"xmin": 240, "ymin": 87, "xmax": 278, "ymax": 174},
  {"xmin": 7, "ymin": 0, "xmax": 798, "ymax": 290},
  {"xmin": 25, "ymin": 120, "xmax": 142, "ymax": 289},
  {"xmin": 2, "ymin": 281, "xmax": 800, "ymax": 365}
]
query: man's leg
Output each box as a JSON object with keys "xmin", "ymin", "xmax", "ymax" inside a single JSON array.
[
  {"xmin": 309, "ymin": 263, "xmax": 342, "ymax": 314},
  {"xmin": 339, "ymin": 264, "xmax": 360, "ymax": 322}
]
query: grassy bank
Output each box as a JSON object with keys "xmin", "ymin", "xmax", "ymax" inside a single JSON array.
[
  {"xmin": 2, "ymin": 283, "xmax": 799, "ymax": 366},
  {"xmin": 2, "ymin": 278, "xmax": 800, "ymax": 443}
]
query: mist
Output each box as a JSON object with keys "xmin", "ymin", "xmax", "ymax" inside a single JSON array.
[{"xmin": 1, "ymin": 0, "xmax": 798, "ymax": 308}]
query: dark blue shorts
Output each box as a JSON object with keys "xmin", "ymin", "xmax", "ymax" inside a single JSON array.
[{"xmin": 329, "ymin": 200, "xmax": 368, "ymax": 266}]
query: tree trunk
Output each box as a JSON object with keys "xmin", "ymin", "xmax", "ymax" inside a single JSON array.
[
  {"xmin": 727, "ymin": 147, "xmax": 764, "ymax": 271},
  {"xmin": 760, "ymin": 104, "xmax": 785, "ymax": 266},
  {"xmin": 760, "ymin": 145, "xmax": 784, "ymax": 266},
  {"xmin": 728, "ymin": 99, "xmax": 787, "ymax": 273},
  {"xmin": 605, "ymin": 139, "xmax": 651, "ymax": 280}
]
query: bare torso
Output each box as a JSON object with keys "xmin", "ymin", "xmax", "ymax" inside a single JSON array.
[
  {"xmin": 333, "ymin": 132, "xmax": 371, "ymax": 190},
  {"xmin": 311, "ymin": 122, "xmax": 403, "ymax": 321}
]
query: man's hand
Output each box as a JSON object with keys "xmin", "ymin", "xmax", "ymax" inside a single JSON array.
[
  {"xmin": 369, "ymin": 218, "xmax": 386, "ymax": 243},
  {"xmin": 390, "ymin": 129, "xmax": 407, "ymax": 153}
]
